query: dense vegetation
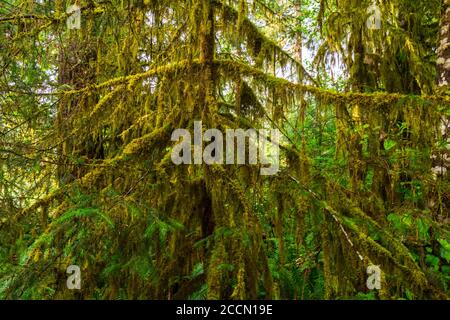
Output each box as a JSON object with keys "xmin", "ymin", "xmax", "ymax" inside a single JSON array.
[{"xmin": 0, "ymin": 0, "xmax": 449, "ymax": 299}]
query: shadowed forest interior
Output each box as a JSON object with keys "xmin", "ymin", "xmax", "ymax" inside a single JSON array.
[{"xmin": 0, "ymin": 0, "xmax": 449, "ymax": 299}]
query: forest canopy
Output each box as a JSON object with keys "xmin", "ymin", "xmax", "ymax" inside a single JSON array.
[{"xmin": 0, "ymin": 0, "xmax": 449, "ymax": 300}]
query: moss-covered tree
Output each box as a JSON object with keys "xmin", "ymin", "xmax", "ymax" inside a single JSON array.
[{"xmin": 0, "ymin": 0, "xmax": 448, "ymax": 300}]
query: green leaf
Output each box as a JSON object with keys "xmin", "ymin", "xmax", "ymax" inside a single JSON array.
[
  {"xmin": 437, "ymin": 239, "xmax": 450, "ymax": 263},
  {"xmin": 56, "ymin": 207, "xmax": 114, "ymax": 228},
  {"xmin": 384, "ymin": 139, "xmax": 397, "ymax": 151},
  {"xmin": 425, "ymin": 254, "xmax": 440, "ymax": 272}
]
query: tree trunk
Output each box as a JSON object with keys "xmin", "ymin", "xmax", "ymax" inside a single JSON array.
[
  {"xmin": 433, "ymin": 0, "xmax": 450, "ymax": 214},
  {"xmin": 438, "ymin": 0, "xmax": 450, "ymax": 86}
]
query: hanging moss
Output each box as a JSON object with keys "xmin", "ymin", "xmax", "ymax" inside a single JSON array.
[{"xmin": 1, "ymin": 0, "xmax": 448, "ymax": 300}]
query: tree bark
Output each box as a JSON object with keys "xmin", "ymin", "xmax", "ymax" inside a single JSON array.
[{"xmin": 437, "ymin": 0, "xmax": 450, "ymax": 86}]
